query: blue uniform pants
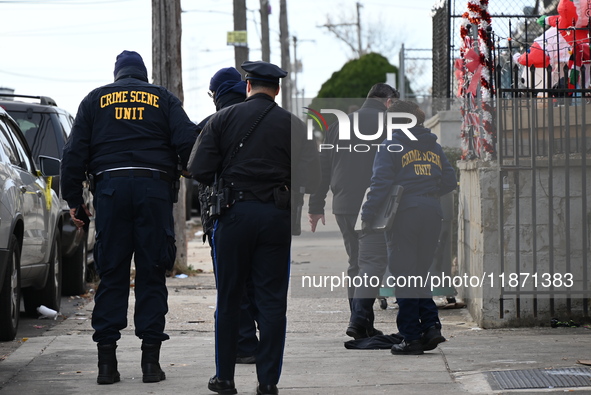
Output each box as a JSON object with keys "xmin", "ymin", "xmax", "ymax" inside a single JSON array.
[
  {"xmin": 212, "ymin": 201, "xmax": 291, "ymax": 385},
  {"xmin": 209, "ymin": 238, "xmax": 259, "ymax": 356},
  {"xmin": 237, "ymin": 280, "xmax": 259, "ymax": 356},
  {"xmin": 387, "ymin": 203, "xmax": 442, "ymax": 341},
  {"xmin": 91, "ymin": 172, "xmax": 174, "ymax": 345}
]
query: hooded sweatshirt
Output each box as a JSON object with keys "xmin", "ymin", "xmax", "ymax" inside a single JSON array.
[{"xmin": 360, "ymin": 126, "xmax": 457, "ymax": 224}]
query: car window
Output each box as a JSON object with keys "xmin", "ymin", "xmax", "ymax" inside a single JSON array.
[
  {"xmin": 3, "ymin": 118, "xmax": 36, "ymax": 173},
  {"xmin": 9, "ymin": 111, "xmax": 58, "ymax": 164},
  {"xmin": 0, "ymin": 118, "xmax": 20, "ymax": 166},
  {"xmin": 57, "ymin": 112, "xmax": 72, "ymax": 138}
]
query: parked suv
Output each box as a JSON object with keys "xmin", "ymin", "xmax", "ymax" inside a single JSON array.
[
  {"xmin": 0, "ymin": 95, "xmax": 95, "ymax": 296},
  {"xmin": 0, "ymin": 107, "xmax": 62, "ymax": 341}
]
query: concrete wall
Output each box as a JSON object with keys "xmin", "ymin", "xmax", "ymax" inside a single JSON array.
[
  {"xmin": 425, "ymin": 110, "xmax": 461, "ymax": 148},
  {"xmin": 458, "ymin": 159, "xmax": 591, "ymax": 327}
]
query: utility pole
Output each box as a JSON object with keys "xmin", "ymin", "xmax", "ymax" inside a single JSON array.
[
  {"xmin": 398, "ymin": 43, "xmax": 406, "ymax": 100},
  {"xmin": 234, "ymin": 0, "xmax": 249, "ymax": 73},
  {"xmin": 293, "ymin": 36, "xmax": 298, "ymax": 113},
  {"xmin": 321, "ymin": 3, "xmax": 364, "ymax": 58},
  {"xmin": 356, "ymin": 2, "xmax": 363, "ymax": 56},
  {"xmin": 292, "ymin": 36, "xmax": 314, "ymax": 116},
  {"xmin": 260, "ymin": 0, "xmax": 270, "ymax": 62},
  {"xmin": 279, "ymin": 0, "xmax": 292, "ymax": 111},
  {"xmin": 152, "ymin": 0, "xmax": 187, "ymax": 271}
]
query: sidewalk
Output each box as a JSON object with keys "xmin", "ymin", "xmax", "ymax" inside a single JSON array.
[{"xmin": 1, "ymin": 221, "xmax": 591, "ymax": 394}]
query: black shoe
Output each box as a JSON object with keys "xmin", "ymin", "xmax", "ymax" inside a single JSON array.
[
  {"xmin": 236, "ymin": 355, "xmax": 256, "ymax": 364},
  {"xmin": 208, "ymin": 376, "xmax": 237, "ymax": 394},
  {"xmin": 346, "ymin": 324, "xmax": 383, "ymax": 339},
  {"xmin": 391, "ymin": 339, "xmax": 424, "ymax": 355},
  {"xmin": 421, "ymin": 326, "xmax": 446, "ymax": 351},
  {"xmin": 346, "ymin": 324, "xmax": 367, "ymax": 339},
  {"xmin": 97, "ymin": 343, "xmax": 121, "ymax": 385},
  {"xmin": 141, "ymin": 342, "xmax": 166, "ymax": 383},
  {"xmin": 257, "ymin": 383, "xmax": 279, "ymax": 395}
]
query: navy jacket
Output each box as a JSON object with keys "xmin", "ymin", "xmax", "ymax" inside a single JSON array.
[
  {"xmin": 361, "ymin": 126, "xmax": 457, "ymax": 223},
  {"xmin": 61, "ymin": 71, "xmax": 198, "ymax": 208},
  {"xmin": 196, "ymin": 91, "xmax": 245, "ymax": 133},
  {"xmin": 308, "ymin": 98, "xmax": 388, "ymax": 216}
]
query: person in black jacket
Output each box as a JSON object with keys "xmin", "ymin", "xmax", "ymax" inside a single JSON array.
[
  {"xmin": 189, "ymin": 61, "xmax": 320, "ymax": 395},
  {"xmin": 361, "ymin": 100, "xmax": 457, "ymax": 355},
  {"xmin": 307, "ymin": 83, "xmax": 399, "ymax": 338},
  {"xmin": 197, "ymin": 66, "xmax": 247, "ymax": 131},
  {"xmin": 61, "ymin": 50, "xmax": 197, "ymax": 384},
  {"xmin": 197, "ymin": 66, "xmax": 259, "ymax": 365}
]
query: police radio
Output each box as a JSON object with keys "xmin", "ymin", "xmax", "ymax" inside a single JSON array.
[{"xmin": 206, "ymin": 176, "xmax": 232, "ymax": 219}]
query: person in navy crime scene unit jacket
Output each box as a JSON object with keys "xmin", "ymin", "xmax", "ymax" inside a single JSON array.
[
  {"xmin": 61, "ymin": 50, "xmax": 198, "ymax": 384},
  {"xmin": 361, "ymin": 100, "xmax": 457, "ymax": 355}
]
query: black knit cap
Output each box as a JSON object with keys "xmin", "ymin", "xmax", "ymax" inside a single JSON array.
[
  {"xmin": 241, "ymin": 60, "xmax": 287, "ymax": 84},
  {"xmin": 209, "ymin": 67, "xmax": 241, "ymax": 92},
  {"xmin": 113, "ymin": 50, "xmax": 148, "ymax": 81}
]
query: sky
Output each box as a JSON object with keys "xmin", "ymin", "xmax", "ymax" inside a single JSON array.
[{"xmin": 0, "ymin": 0, "xmax": 438, "ymax": 122}]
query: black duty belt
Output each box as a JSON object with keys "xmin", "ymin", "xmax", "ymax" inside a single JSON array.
[
  {"xmin": 234, "ymin": 190, "xmax": 260, "ymax": 201},
  {"xmin": 418, "ymin": 192, "xmax": 439, "ymax": 199},
  {"xmin": 96, "ymin": 169, "xmax": 173, "ymax": 184}
]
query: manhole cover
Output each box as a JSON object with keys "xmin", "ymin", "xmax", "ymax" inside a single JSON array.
[{"xmin": 488, "ymin": 367, "xmax": 591, "ymax": 390}]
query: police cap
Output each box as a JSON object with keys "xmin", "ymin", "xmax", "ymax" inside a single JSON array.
[{"xmin": 241, "ymin": 61, "xmax": 287, "ymax": 84}]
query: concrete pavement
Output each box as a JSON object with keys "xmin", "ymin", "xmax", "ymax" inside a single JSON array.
[{"xmin": 1, "ymin": 218, "xmax": 591, "ymax": 394}]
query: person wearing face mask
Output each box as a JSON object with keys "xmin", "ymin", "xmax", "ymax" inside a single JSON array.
[{"xmin": 196, "ymin": 67, "xmax": 259, "ymax": 365}]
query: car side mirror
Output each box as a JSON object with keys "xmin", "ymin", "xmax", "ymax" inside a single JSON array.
[{"xmin": 38, "ymin": 155, "xmax": 61, "ymax": 177}]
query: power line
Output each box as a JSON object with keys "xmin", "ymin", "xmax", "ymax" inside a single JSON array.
[
  {"xmin": 1, "ymin": 15, "xmax": 146, "ymax": 36},
  {"xmin": 0, "ymin": 0, "xmax": 135, "ymax": 3},
  {"xmin": 5, "ymin": 27, "xmax": 147, "ymax": 37},
  {"xmin": 363, "ymin": 0, "xmax": 435, "ymax": 9},
  {"xmin": 0, "ymin": 69, "xmax": 105, "ymax": 83},
  {"xmin": 182, "ymin": 9, "xmax": 232, "ymax": 15},
  {"xmin": 185, "ymin": 57, "xmax": 235, "ymax": 72}
]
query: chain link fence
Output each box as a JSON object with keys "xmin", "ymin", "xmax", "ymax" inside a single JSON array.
[{"xmin": 431, "ymin": 0, "xmax": 559, "ymax": 114}]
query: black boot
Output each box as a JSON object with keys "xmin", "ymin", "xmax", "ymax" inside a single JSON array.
[
  {"xmin": 97, "ymin": 343, "xmax": 120, "ymax": 384},
  {"xmin": 141, "ymin": 342, "xmax": 166, "ymax": 383},
  {"xmin": 391, "ymin": 339, "xmax": 424, "ymax": 355},
  {"xmin": 421, "ymin": 326, "xmax": 446, "ymax": 351}
]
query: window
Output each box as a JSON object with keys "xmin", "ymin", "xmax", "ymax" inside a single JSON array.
[
  {"xmin": 57, "ymin": 112, "xmax": 72, "ymax": 137},
  {"xmin": 9, "ymin": 111, "xmax": 57, "ymax": 164},
  {"xmin": 0, "ymin": 119, "xmax": 20, "ymax": 166},
  {"xmin": 4, "ymin": 118, "xmax": 35, "ymax": 173}
]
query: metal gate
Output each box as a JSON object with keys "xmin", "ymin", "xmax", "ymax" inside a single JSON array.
[{"xmin": 496, "ymin": 63, "xmax": 591, "ymax": 320}]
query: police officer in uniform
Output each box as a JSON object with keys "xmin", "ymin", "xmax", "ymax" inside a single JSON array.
[
  {"xmin": 61, "ymin": 50, "xmax": 197, "ymax": 384},
  {"xmin": 361, "ymin": 100, "xmax": 457, "ymax": 355},
  {"xmin": 198, "ymin": 66, "xmax": 259, "ymax": 364},
  {"xmin": 189, "ymin": 61, "xmax": 320, "ymax": 395}
]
